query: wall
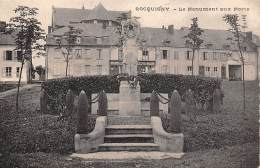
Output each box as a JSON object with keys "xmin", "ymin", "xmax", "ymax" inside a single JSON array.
[
  {"xmin": 0, "ymin": 45, "xmax": 29, "ymax": 83},
  {"xmin": 47, "ymin": 46, "xmax": 117, "ymax": 79},
  {"xmin": 46, "ymin": 43, "xmax": 258, "ymax": 81}
]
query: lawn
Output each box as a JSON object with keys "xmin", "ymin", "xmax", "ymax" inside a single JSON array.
[{"xmin": 0, "ymin": 81, "xmax": 258, "ymax": 168}]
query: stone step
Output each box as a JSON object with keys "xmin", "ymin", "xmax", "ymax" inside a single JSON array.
[
  {"xmin": 105, "ymin": 125, "xmax": 152, "ymax": 135},
  {"xmin": 98, "ymin": 143, "xmax": 159, "ymax": 152},
  {"xmin": 107, "ymin": 115, "xmax": 151, "ymax": 125},
  {"xmin": 104, "ymin": 134, "xmax": 154, "ymax": 143}
]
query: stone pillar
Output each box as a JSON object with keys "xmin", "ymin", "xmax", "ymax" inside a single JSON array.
[{"xmin": 119, "ymin": 80, "xmax": 141, "ymax": 116}]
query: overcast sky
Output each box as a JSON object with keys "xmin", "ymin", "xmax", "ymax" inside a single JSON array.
[{"xmin": 0, "ymin": 0, "xmax": 259, "ymax": 66}]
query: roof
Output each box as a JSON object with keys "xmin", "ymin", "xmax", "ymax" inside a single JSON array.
[
  {"xmin": 47, "ymin": 24, "xmax": 120, "ymax": 46},
  {"xmin": 0, "ymin": 32, "xmax": 16, "ymax": 45},
  {"xmin": 47, "ymin": 22, "xmax": 259, "ymax": 51},
  {"xmin": 139, "ymin": 27, "xmax": 258, "ymax": 51},
  {"xmin": 52, "ymin": 3, "xmax": 128, "ymax": 27}
]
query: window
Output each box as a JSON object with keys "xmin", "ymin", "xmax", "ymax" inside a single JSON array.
[
  {"xmin": 206, "ymin": 67, "xmax": 210, "ymax": 71},
  {"xmin": 118, "ymin": 48, "xmax": 123, "ymax": 61},
  {"xmin": 187, "ymin": 66, "xmax": 193, "ymax": 71},
  {"xmin": 110, "ymin": 65, "xmax": 120, "ymax": 75},
  {"xmin": 213, "ymin": 52, "xmax": 217, "ymax": 60},
  {"xmin": 97, "ymin": 49, "xmax": 102, "ymax": 60},
  {"xmin": 186, "ymin": 51, "xmax": 191, "ymax": 60},
  {"xmin": 162, "ymin": 50, "xmax": 168, "ymax": 59},
  {"xmin": 75, "ymin": 49, "xmax": 82, "ymax": 58},
  {"xmin": 214, "ymin": 67, "xmax": 218, "ymax": 72},
  {"xmin": 96, "ymin": 37, "xmax": 102, "ymax": 44},
  {"xmin": 17, "ymin": 51, "xmax": 22, "ymax": 61},
  {"xmin": 203, "ymin": 52, "xmax": 207, "ymax": 60},
  {"xmin": 5, "ymin": 50, "xmax": 12, "ymax": 60},
  {"xmin": 97, "ymin": 65, "xmax": 102, "ymax": 75},
  {"xmin": 55, "ymin": 37, "xmax": 61, "ymax": 45},
  {"xmin": 5, "ymin": 67, "xmax": 12, "ymax": 77},
  {"xmin": 174, "ymin": 51, "xmax": 179, "ymax": 60},
  {"xmin": 76, "ymin": 37, "xmax": 81, "ymax": 44},
  {"xmin": 16, "ymin": 67, "xmax": 20, "ymax": 77},
  {"xmin": 142, "ymin": 50, "xmax": 149, "ymax": 60}
]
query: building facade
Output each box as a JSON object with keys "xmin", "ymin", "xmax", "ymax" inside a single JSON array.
[
  {"xmin": 46, "ymin": 3, "xmax": 260, "ymax": 80},
  {"xmin": 0, "ymin": 22, "xmax": 29, "ymax": 83}
]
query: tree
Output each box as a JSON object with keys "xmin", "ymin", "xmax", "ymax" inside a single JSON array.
[
  {"xmin": 56, "ymin": 26, "xmax": 82, "ymax": 77},
  {"xmin": 223, "ymin": 14, "xmax": 246, "ymax": 113},
  {"xmin": 185, "ymin": 17, "xmax": 204, "ymax": 76},
  {"xmin": 8, "ymin": 6, "xmax": 45, "ymax": 112}
]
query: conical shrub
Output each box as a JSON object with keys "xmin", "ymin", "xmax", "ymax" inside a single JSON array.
[
  {"xmin": 150, "ymin": 90, "xmax": 159, "ymax": 116},
  {"xmin": 77, "ymin": 90, "xmax": 89, "ymax": 134},
  {"xmin": 98, "ymin": 90, "xmax": 108, "ymax": 116},
  {"xmin": 65, "ymin": 89, "xmax": 74, "ymax": 116},
  {"xmin": 40, "ymin": 89, "xmax": 47, "ymax": 114},
  {"xmin": 169, "ymin": 90, "xmax": 182, "ymax": 133}
]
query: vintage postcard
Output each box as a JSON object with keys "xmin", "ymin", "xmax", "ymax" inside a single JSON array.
[{"xmin": 0, "ymin": 0, "xmax": 259, "ymax": 167}]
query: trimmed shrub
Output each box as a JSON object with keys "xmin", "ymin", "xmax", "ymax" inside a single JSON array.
[
  {"xmin": 40, "ymin": 89, "xmax": 47, "ymax": 114},
  {"xmin": 77, "ymin": 90, "xmax": 89, "ymax": 134},
  {"xmin": 42, "ymin": 74, "xmax": 220, "ymax": 114},
  {"xmin": 65, "ymin": 89, "xmax": 74, "ymax": 116},
  {"xmin": 169, "ymin": 90, "xmax": 182, "ymax": 133},
  {"xmin": 42, "ymin": 75, "xmax": 119, "ymax": 114},
  {"xmin": 150, "ymin": 90, "xmax": 159, "ymax": 116},
  {"xmin": 97, "ymin": 90, "xmax": 108, "ymax": 116}
]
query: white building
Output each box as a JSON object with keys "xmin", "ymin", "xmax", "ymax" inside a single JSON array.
[
  {"xmin": 46, "ymin": 4, "xmax": 260, "ymax": 81},
  {"xmin": 0, "ymin": 21, "xmax": 29, "ymax": 84}
]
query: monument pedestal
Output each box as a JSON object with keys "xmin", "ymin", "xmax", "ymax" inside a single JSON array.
[{"xmin": 119, "ymin": 80, "xmax": 141, "ymax": 116}]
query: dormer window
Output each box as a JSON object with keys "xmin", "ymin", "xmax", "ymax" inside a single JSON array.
[
  {"xmin": 76, "ymin": 37, "xmax": 81, "ymax": 44},
  {"xmin": 55, "ymin": 37, "xmax": 61, "ymax": 45}
]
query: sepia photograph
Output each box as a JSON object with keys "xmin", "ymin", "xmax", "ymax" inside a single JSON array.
[{"xmin": 0, "ymin": 0, "xmax": 259, "ymax": 167}]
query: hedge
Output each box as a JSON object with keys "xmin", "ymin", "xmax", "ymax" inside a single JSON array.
[{"xmin": 42, "ymin": 74, "xmax": 221, "ymax": 114}]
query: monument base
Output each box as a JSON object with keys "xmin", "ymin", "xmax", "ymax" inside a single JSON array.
[{"xmin": 119, "ymin": 80, "xmax": 141, "ymax": 116}]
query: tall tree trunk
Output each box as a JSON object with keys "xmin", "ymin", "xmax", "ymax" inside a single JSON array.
[
  {"xmin": 16, "ymin": 60, "xmax": 25, "ymax": 113},
  {"xmin": 242, "ymin": 60, "xmax": 245, "ymax": 112},
  {"xmin": 191, "ymin": 49, "xmax": 195, "ymax": 76},
  {"xmin": 65, "ymin": 55, "xmax": 69, "ymax": 77}
]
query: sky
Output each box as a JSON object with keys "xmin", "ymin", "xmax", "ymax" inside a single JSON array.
[{"xmin": 0, "ymin": 0, "xmax": 259, "ymax": 66}]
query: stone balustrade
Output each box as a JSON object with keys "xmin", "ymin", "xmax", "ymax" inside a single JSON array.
[
  {"xmin": 151, "ymin": 116, "xmax": 184, "ymax": 153},
  {"xmin": 74, "ymin": 116, "xmax": 107, "ymax": 153}
]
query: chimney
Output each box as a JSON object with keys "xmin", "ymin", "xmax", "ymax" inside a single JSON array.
[
  {"xmin": 168, "ymin": 25, "xmax": 174, "ymax": 34},
  {"xmin": 246, "ymin": 31, "xmax": 252, "ymax": 40},
  {"xmin": 0, "ymin": 21, "xmax": 6, "ymax": 32}
]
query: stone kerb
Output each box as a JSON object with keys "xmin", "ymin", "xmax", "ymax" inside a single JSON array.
[
  {"xmin": 151, "ymin": 116, "xmax": 184, "ymax": 154},
  {"xmin": 75, "ymin": 116, "xmax": 107, "ymax": 153}
]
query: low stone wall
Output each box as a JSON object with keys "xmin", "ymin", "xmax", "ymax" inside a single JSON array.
[
  {"xmin": 74, "ymin": 116, "xmax": 107, "ymax": 153},
  {"xmin": 91, "ymin": 93, "xmax": 168, "ymax": 115},
  {"xmin": 151, "ymin": 116, "xmax": 184, "ymax": 153}
]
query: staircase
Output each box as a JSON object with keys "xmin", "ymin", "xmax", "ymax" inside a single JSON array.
[{"xmin": 97, "ymin": 116, "xmax": 160, "ymax": 152}]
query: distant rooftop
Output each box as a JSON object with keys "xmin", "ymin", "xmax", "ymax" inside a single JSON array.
[{"xmin": 52, "ymin": 3, "xmax": 129, "ymax": 27}]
